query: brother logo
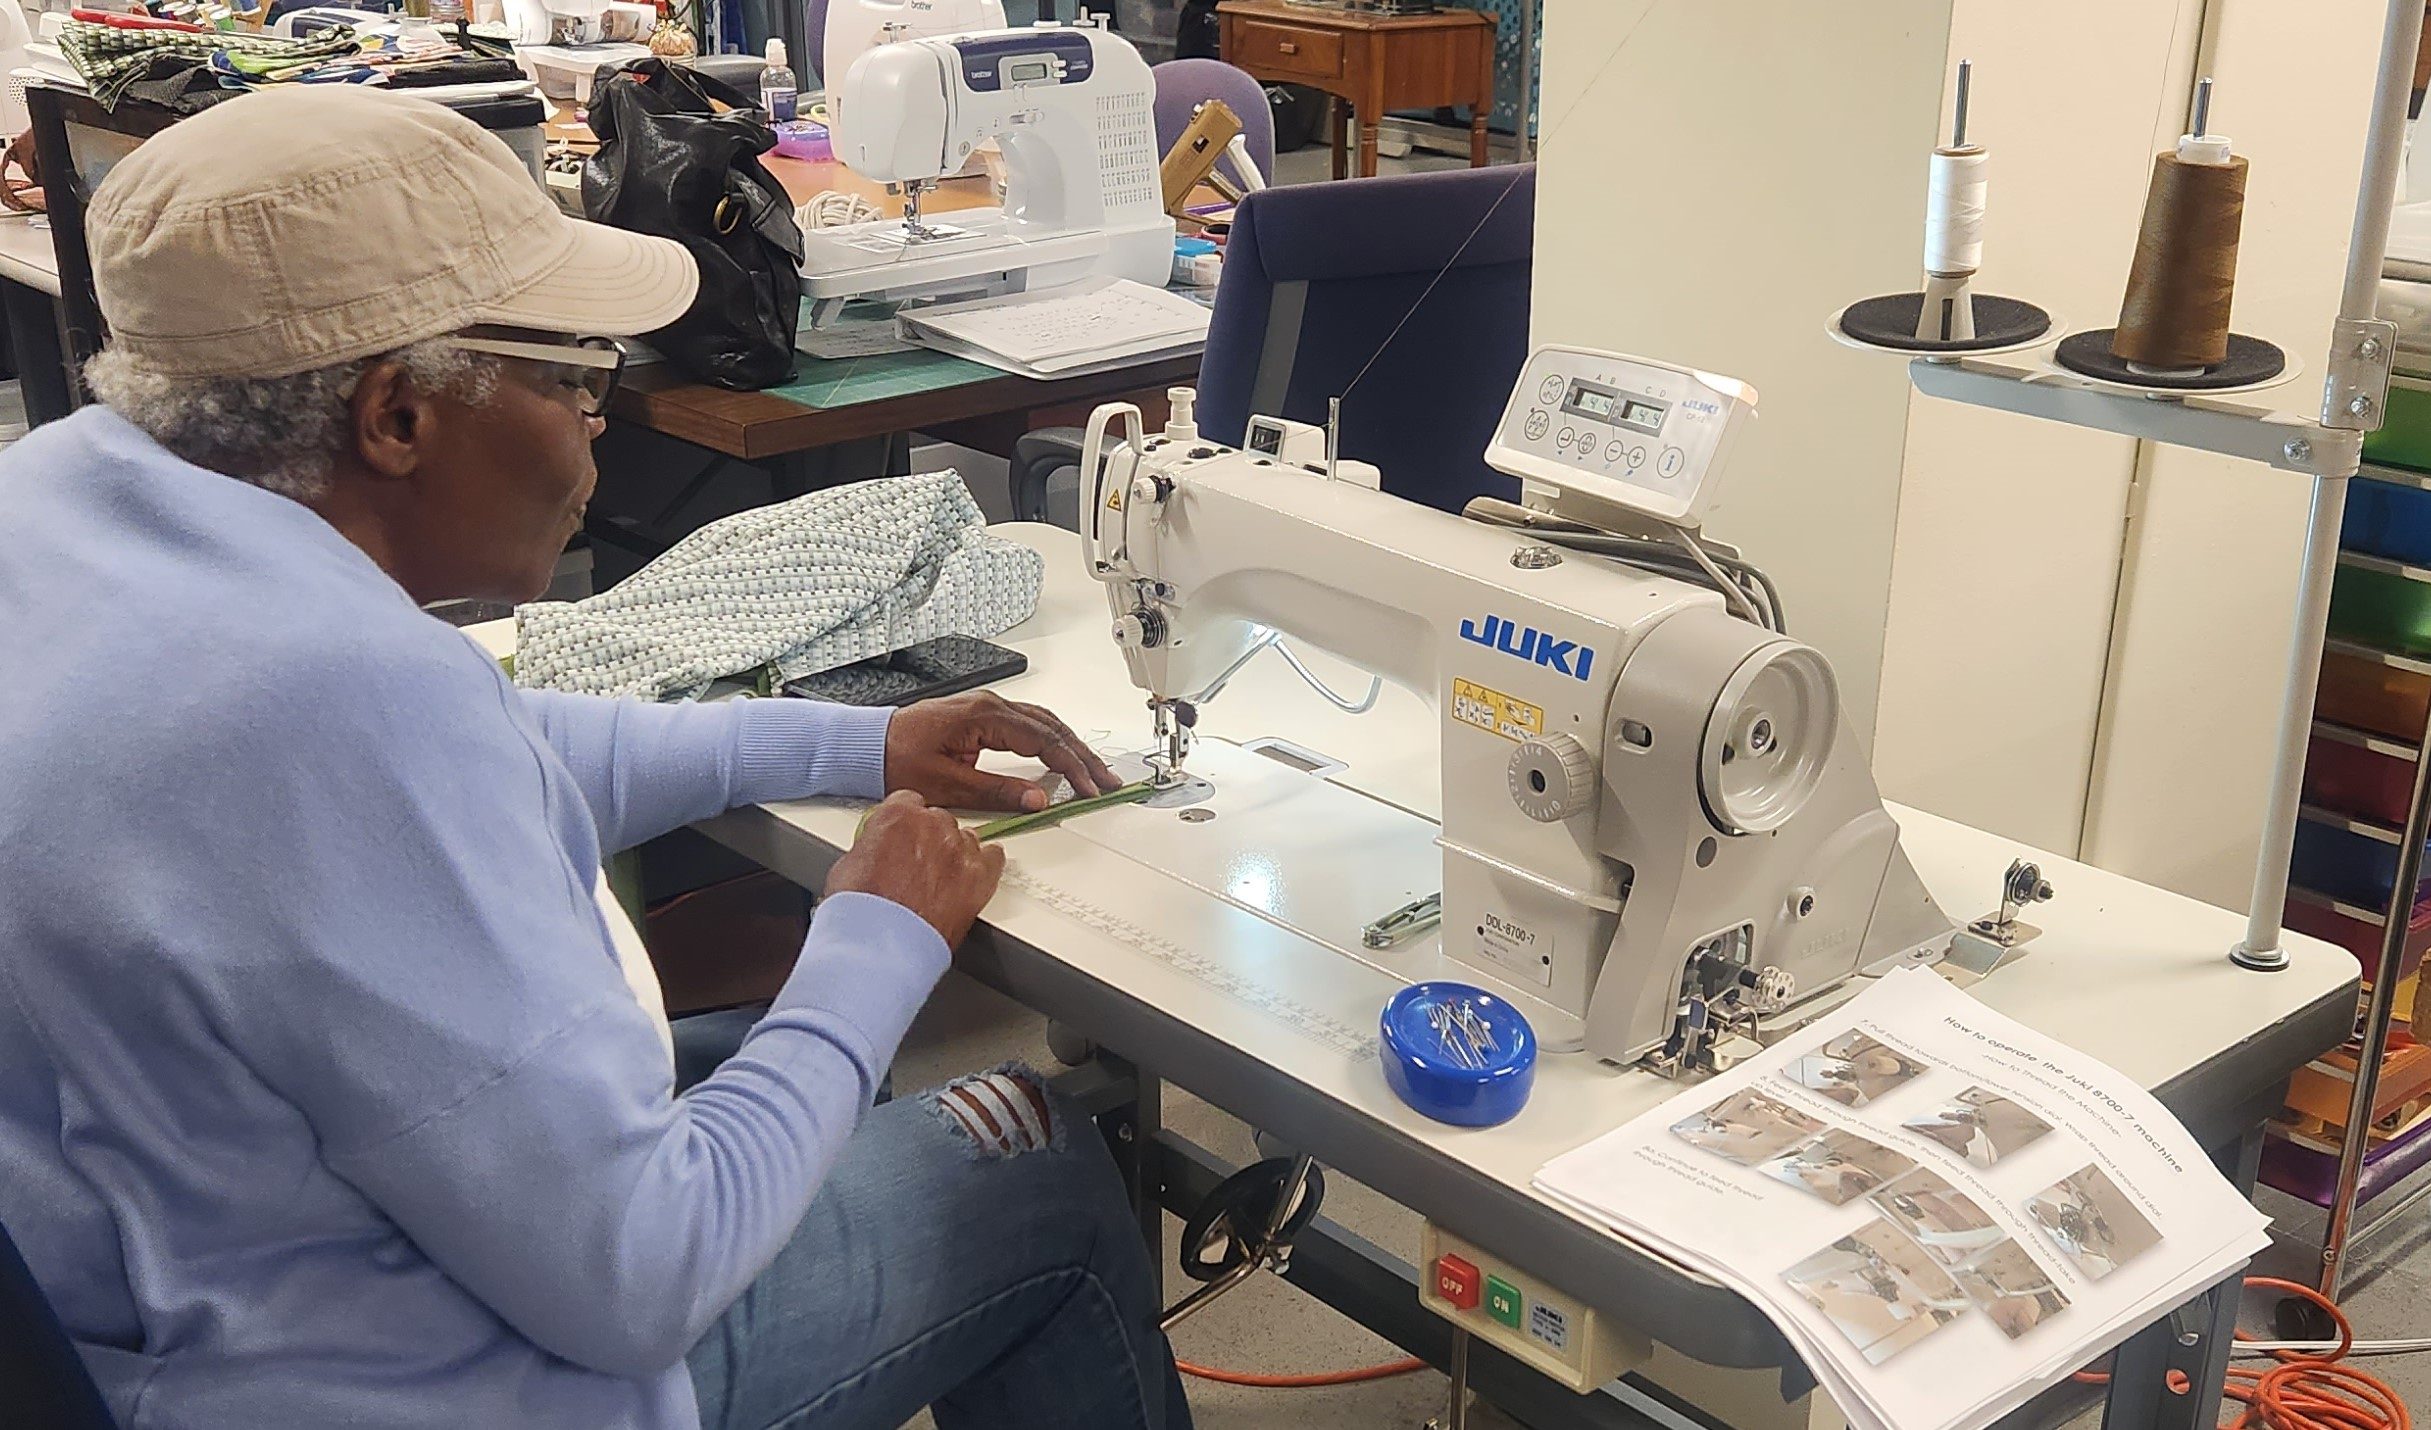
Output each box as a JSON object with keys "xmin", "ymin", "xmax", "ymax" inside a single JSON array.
[{"xmin": 1458, "ymin": 614, "xmax": 1595, "ymax": 681}]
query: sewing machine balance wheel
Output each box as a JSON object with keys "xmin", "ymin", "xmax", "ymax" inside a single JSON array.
[{"xmin": 1704, "ymin": 643, "xmax": 1837, "ymax": 835}]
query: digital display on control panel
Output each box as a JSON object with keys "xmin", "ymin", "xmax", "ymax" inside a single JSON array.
[
  {"xmin": 1561, "ymin": 380, "xmax": 1667, "ymax": 435},
  {"xmin": 1005, "ymin": 57, "xmax": 1052, "ymax": 82}
]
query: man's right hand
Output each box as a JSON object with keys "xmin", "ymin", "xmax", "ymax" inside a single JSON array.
[{"xmin": 824, "ymin": 791, "xmax": 1005, "ymax": 947}]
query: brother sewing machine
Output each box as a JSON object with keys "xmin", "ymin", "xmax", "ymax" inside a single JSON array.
[
  {"xmin": 1079, "ymin": 347, "xmax": 1962, "ymax": 1072},
  {"xmin": 808, "ymin": 21, "xmax": 1172, "ymax": 328}
]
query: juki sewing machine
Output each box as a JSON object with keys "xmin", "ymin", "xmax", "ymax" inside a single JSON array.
[
  {"xmin": 1079, "ymin": 347, "xmax": 1963, "ymax": 1072},
  {"xmin": 809, "ymin": 21, "xmax": 1173, "ymax": 328}
]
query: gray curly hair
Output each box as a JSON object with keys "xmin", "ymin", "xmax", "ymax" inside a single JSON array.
[{"xmin": 84, "ymin": 340, "xmax": 502, "ymax": 502}]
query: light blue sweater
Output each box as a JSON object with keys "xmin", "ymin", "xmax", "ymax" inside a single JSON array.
[{"xmin": 0, "ymin": 409, "xmax": 953, "ymax": 1430}]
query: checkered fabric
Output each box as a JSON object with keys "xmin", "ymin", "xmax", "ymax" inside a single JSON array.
[
  {"xmin": 59, "ymin": 21, "xmax": 360, "ymax": 109},
  {"xmin": 511, "ymin": 474, "xmax": 1045, "ymax": 701}
]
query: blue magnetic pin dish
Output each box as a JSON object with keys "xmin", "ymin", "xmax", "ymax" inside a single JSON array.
[{"xmin": 1379, "ymin": 981, "xmax": 1537, "ymax": 1127}]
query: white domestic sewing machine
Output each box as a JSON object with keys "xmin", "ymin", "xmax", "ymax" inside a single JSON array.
[
  {"xmin": 807, "ymin": 22, "xmax": 1173, "ymax": 328},
  {"xmin": 1079, "ymin": 347, "xmax": 1961, "ymax": 1070}
]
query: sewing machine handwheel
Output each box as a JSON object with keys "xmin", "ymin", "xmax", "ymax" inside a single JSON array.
[
  {"xmin": 1177, "ymin": 1157, "xmax": 1328, "ymax": 1282},
  {"xmin": 1703, "ymin": 641, "xmax": 1836, "ymax": 834}
]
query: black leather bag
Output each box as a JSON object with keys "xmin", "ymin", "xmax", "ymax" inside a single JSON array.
[{"xmin": 583, "ymin": 59, "xmax": 803, "ymax": 389}]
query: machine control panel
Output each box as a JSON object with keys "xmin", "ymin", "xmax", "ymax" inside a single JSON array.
[
  {"xmin": 954, "ymin": 29, "xmax": 1094, "ymax": 89},
  {"xmin": 1485, "ymin": 344, "xmax": 1757, "ymax": 529},
  {"xmin": 1418, "ymin": 1223, "xmax": 1647, "ymax": 1391}
]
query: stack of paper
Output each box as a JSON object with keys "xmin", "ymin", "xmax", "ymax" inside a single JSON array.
[
  {"xmin": 1534, "ymin": 969, "xmax": 2269, "ymax": 1430},
  {"xmin": 897, "ymin": 277, "xmax": 1210, "ymax": 378}
]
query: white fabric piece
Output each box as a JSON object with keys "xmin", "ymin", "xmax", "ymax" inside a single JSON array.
[
  {"xmin": 511, "ymin": 473, "xmax": 1044, "ymax": 700},
  {"xmin": 595, "ymin": 868, "xmax": 676, "ymax": 1077}
]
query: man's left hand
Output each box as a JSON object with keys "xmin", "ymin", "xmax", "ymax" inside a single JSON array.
[{"xmin": 885, "ymin": 690, "xmax": 1121, "ymax": 813}]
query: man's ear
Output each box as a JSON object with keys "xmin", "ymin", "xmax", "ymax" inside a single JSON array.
[{"xmin": 348, "ymin": 359, "xmax": 432, "ymax": 481}]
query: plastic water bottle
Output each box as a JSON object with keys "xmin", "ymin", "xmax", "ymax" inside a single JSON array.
[{"xmin": 760, "ymin": 38, "xmax": 798, "ymax": 123}]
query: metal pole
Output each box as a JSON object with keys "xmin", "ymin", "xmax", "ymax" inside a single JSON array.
[
  {"xmin": 2234, "ymin": 0, "xmax": 2421, "ymax": 968},
  {"xmin": 1517, "ymin": 0, "xmax": 1537, "ymax": 160}
]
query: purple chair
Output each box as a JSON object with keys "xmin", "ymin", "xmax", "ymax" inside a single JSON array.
[{"xmin": 1153, "ymin": 57, "xmax": 1274, "ymax": 191}]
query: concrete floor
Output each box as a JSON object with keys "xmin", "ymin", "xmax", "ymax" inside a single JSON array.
[{"xmin": 892, "ymin": 970, "xmax": 2431, "ymax": 1430}]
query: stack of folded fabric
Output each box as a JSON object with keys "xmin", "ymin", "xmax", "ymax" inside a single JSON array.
[{"xmin": 59, "ymin": 19, "xmax": 362, "ymax": 108}]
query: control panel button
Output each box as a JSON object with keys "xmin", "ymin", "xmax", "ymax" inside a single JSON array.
[
  {"xmin": 1626, "ymin": 445, "xmax": 1646, "ymax": 470},
  {"xmin": 1538, "ymin": 375, "xmax": 1565, "ymax": 404},
  {"xmin": 1604, "ymin": 439, "xmax": 1626, "ymax": 464},
  {"xmin": 1658, "ymin": 446, "xmax": 1684, "ymax": 478},
  {"xmin": 1524, "ymin": 409, "xmax": 1548, "ymax": 441},
  {"xmin": 1556, "ymin": 427, "xmax": 1575, "ymax": 451},
  {"xmin": 1434, "ymin": 1254, "xmax": 1482, "ymax": 1311},
  {"xmin": 1486, "ymin": 1274, "xmax": 1524, "ymax": 1329}
]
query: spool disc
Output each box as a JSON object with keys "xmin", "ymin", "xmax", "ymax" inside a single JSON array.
[
  {"xmin": 1830, "ymin": 292, "xmax": 2053, "ymax": 356},
  {"xmin": 2052, "ymin": 329, "xmax": 2287, "ymax": 392}
]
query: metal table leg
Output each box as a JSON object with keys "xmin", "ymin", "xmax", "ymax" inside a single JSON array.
[{"xmin": 2099, "ymin": 1129, "xmax": 2262, "ymax": 1430}]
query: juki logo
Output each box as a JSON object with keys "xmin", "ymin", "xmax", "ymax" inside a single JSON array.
[{"xmin": 1458, "ymin": 614, "xmax": 1595, "ymax": 681}]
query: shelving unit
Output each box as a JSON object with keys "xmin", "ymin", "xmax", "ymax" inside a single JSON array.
[{"xmin": 2275, "ymin": 448, "xmax": 2431, "ymax": 1295}]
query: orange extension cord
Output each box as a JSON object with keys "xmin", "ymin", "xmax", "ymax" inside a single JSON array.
[
  {"xmin": 2070, "ymin": 1277, "xmax": 2411, "ymax": 1430},
  {"xmin": 1176, "ymin": 1356, "xmax": 1428, "ymax": 1388}
]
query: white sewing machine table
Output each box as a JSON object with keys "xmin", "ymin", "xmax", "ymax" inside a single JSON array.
[{"xmin": 671, "ymin": 524, "xmax": 2351, "ymax": 1430}]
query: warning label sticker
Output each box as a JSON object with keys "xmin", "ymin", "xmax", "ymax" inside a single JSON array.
[{"xmin": 1451, "ymin": 678, "xmax": 1544, "ymax": 744}]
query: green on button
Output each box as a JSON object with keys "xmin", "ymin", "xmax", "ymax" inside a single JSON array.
[{"xmin": 1485, "ymin": 1275, "xmax": 1523, "ymax": 1329}]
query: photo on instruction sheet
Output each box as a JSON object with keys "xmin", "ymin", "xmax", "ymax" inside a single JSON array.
[
  {"xmin": 2026, "ymin": 1164, "xmax": 2163, "ymax": 1280},
  {"xmin": 1781, "ymin": 1030, "xmax": 1928, "ymax": 1108},
  {"xmin": 1901, "ymin": 1086, "xmax": 2054, "ymax": 1168},
  {"xmin": 1951, "ymin": 1239, "xmax": 2070, "ymax": 1340},
  {"xmin": 1783, "ymin": 1217, "xmax": 1972, "ymax": 1365},
  {"xmin": 1670, "ymin": 1086, "xmax": 1829, "ymax": 1167},
  {"xmin": 1760, "ymin": 1128, "xmax": 1918, "ymax": 1206},
  {"xmin": 1867, "ymin": 1168, "xmax": 2004, "ymax": 1267}
]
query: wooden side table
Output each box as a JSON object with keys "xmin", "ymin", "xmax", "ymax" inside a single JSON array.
[{"xmin": 1215, "ymin": 1, "xmax": 1497, "ymax": 179}]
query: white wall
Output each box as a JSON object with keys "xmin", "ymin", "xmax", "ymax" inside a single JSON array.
[
  {"xmin": 1530, "ymin": 0, "xmax": 1956, "ymax": 734},
  {"xmin": 1872, "ymin": 1, "xmax": 2199, "ymax": 856}
]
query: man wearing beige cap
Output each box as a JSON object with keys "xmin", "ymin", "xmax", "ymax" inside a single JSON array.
[{"xmin": 0, "ymin": 85, "xmax": 1190, "ymax": 1430}]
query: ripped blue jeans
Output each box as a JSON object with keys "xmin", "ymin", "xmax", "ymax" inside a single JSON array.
[{"xmin": 672, "ymin": 1011, "xmax": 1192, "ymax": 1430}]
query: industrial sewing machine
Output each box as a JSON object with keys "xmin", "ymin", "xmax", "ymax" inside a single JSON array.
[
  {"xmin": 808, "ymin": 21, "xmax": 1173, "ymax": 328},
  {"xmin": 1079, "ymin": 347, "xmax": 1961, "ymax": 1071}
]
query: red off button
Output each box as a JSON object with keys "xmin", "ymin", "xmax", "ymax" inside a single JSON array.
[{"xmin": 1434, "ymin": 1254, "xmax": 1482, "ymax": 1311}]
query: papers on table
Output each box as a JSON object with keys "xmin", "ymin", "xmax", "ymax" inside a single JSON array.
[
  {"xmin": 1534, "ymin": 968, "xmax": 2269, "ymax": 1430},
  {"xmin": 895, "ymin": 277, "xmax": 1209, "ymax": 378}
]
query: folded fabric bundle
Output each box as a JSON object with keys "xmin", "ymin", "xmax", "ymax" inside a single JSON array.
[
  {"xmin": 60, "ymin": 20, "xmax": 360, "ymax": 108},
  {"xmin": 512, "ymin": 473, "xmax": 1046, "ymax": 701}
]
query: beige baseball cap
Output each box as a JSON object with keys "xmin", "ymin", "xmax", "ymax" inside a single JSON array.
[{"xmin": 88, "ymin": 84, "xmax": 698, "ymax": 380}]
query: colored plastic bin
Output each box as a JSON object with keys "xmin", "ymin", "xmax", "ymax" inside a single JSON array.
[
  {"xmin": 2328, "ymin": 563, "xmax": 2431, "ymax": 656},
  {"xmin": 2362, "ymin": 370, "xmax": 2431, "ymax": 474},
  {"xmin": 2291, "ymin": 820, "xmax": 2431, "ymax": 909},
  {"xmin": 2284, "ymin": 891, "xmax": 2431, "ymax": 986},
  {"xmin": 2317, "ymin": 648, "xmax": 2431, "ymax": 741},
  {"xmin": 2304, "ymin": 733, "xmax": 2418, "ymax": 826},
  {"xmin": 2342, "ymin": 476, "xmax": 2431, "ymax": 566}
]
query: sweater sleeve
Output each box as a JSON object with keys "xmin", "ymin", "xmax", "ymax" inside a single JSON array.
[
  {"xmin": 518, "ymin": 690, "xmax": 893, "ymax": 853},
  {"xmin": 206, "ymin": 646, "xmax": 949, "ymax": 1376}
]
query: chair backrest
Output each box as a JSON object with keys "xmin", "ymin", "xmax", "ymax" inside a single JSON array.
[
  {"xmin": 802, "ymin": 0, "xmax": 828, "ymax": 80},
  {"xmin": 1197, "ymin": 163, "xmax": 1536, "ymax": 513},
  {"xmin": 1152, "ymin": 56, "xmax": 1273, "ymax": 190},
  {"xmin": 0, "ymin": 1215, "xmax": 120, "ymax": 1430}
]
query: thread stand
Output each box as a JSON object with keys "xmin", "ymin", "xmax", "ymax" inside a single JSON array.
[{"xmin": 1831, "ymin": 60, "xmax": 2053, "ymax": 360}]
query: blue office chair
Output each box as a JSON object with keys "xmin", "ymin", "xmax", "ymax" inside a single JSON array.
[
  {"xmin": 1012, "ymin": 164, "xmax": 1536, "ymax": 524},
  {"xmin": 0, "ymin": 1216, "xmax": 119, "ymax": 1429}
]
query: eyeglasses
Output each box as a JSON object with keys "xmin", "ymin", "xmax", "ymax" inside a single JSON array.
[{"xmin": 442, "ymin": 335, "xmax": 627, "ymax": 416}]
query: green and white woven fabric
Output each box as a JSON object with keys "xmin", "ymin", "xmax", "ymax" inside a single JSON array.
[
  {"xmin": 511, "ymin": 473, "xmax": 1045, "ymax": 701},
  {"xmin": 59, "ymin": 21, "xmax": 360, "ymax": 108}
]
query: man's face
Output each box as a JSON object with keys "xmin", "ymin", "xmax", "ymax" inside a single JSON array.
[{"xmin": 367, "ymin": 346, "xmax": 606, "ymax": 605}]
